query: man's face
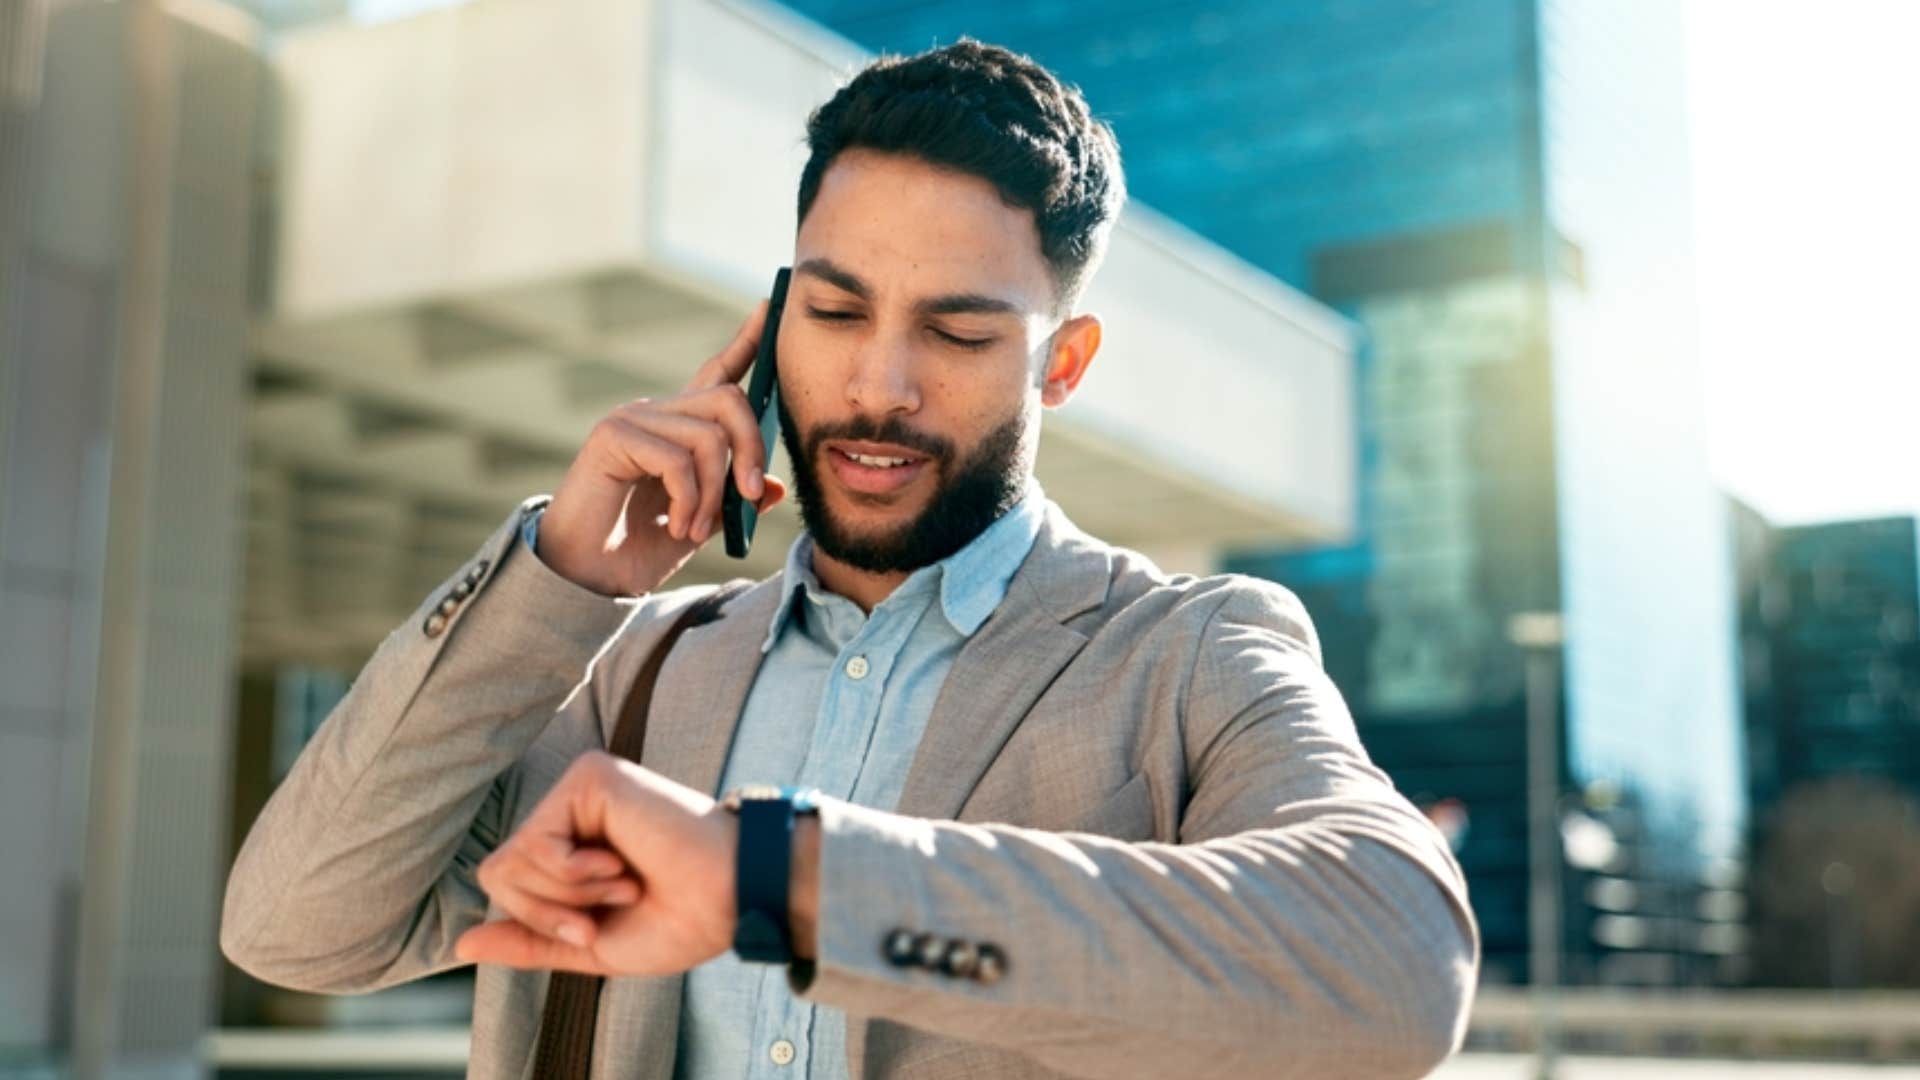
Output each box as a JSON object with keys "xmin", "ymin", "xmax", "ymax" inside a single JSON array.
[{"xmin": 775, "ymin": 149, "xmax": 1060, "ymax": 573}]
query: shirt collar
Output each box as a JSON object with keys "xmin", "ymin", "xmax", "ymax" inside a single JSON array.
[{"xmin": 760, "ymin": 479, "xmax": 1046, "ymax": 653}]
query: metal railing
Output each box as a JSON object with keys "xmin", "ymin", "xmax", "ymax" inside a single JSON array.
[{"xmin": 1468, "ymin": 989, "xmax": 1920, "ymax": 1064}]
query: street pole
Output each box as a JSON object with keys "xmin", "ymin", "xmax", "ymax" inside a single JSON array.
[{"xmin": 1511, "ymin": 612, "xmax": 1565, "ymax": 1080}]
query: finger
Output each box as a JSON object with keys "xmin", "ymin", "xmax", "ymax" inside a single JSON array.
[
  {"xmin": 689, "ymin": 300, "xmax": 770, "ymax": 391},
  {"xmin": 481, "ymin": 875, "xmax": 603, "ymax": 949},
  {"xmin": 596, "ymin": 415, "xmax": 700, "ymax": 540},
  {"xmin": 456, "ymin": 919, "xmax": 605, "ymax": 974},
  {"xmin": 517, "ymin": 828, "xmax": 626, "ymax": 882},
  {"xmin": 662, "ymin": 384, "xmax": 768, "ymax": 503},
  {"xmin": 489, "ymin": 847, "xmax": 643, "ymax": 908},
  {"xmin": 615, "ymin": 409, "xmax": 730, "ymax": 545},
  {"xmin": 496, "ymin": 786, "xmax": 636, "ymax": 897},
  {"xmin": 477, "ymin": 842, "xmax": 614, "ymax": 944},
  {"xmin": 562, "ymin": 843, "xmax": 627, "ymax": 881},
  {"xmin": 757, "ymin": 474, "xmax": 787, "ymax": 513}
]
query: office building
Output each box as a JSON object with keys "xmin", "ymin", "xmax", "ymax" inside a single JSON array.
[
  {"xmin": 1748, "ymin": 512, "xmax": 1920, "ymax": 799},
  {"xmin": 1733, "ymin": 503, "xmax": 1920, "ymax": 986}
]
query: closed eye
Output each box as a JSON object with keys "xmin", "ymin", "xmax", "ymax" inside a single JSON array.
[
  {"xmin": 808, "ymin": 306, "xmax": 993, "ymax": 351},
  {"xmin": 932, "ymin": 328, "xmax": 994, "ymax": 351}
]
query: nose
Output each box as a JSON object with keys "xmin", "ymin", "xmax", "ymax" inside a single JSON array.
[{"xmin": 844, "ymin": 328, "xmax": 922, "ymax": 417}]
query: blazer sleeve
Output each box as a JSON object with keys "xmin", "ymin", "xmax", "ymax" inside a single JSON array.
[
  {"xmin": 792, "ymin": 578, "xmax": 1481, "ymax": 1080},
  {"xmin": 219, "ymin": 497, "xmax": 674, "ymax": 994}
]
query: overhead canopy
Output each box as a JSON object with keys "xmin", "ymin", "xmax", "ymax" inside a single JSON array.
[{"xmin": 247, "ymin": 0, "xmax": 1356, "ymax": 666}]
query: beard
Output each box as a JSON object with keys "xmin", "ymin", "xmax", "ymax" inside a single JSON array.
[{"xmin": 777, "ymin": 395, "xmax": 1034, "ymax": 574}]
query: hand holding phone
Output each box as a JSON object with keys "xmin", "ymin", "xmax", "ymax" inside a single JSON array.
[{"xmin": 532, "ymin": 273, "xmax": 790, "ymax": 596}]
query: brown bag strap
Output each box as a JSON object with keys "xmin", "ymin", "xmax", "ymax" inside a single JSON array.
[{"xmin": 530, "ymin": 579, "xmax": 756, "ymax": 1080}]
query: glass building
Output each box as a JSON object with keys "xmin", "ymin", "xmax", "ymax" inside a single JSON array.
[
  {"xmin": 1733, "ymin": 503, "xmax": 1920, "ymax": 987},
  {"xmin": 773, "ymin": 0, "xmax": 1746, "ymax": 985},
  {"xmin": 1738, "ymin": 508, "xmax": 1920, "ymax": 814}
]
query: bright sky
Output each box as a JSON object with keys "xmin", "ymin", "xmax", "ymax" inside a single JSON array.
[{"xmin": 1688, "ymin": 0, "xmax": 1920, "ymax": 526}]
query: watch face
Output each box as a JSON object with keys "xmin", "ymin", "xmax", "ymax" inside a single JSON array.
[
  {"xmin": 722, "ymin": 784, "xmax": 822, "ymax": 813},
  {"xmin": 723, "ymin": 784, "xmax": 785, "ymax": 811}
]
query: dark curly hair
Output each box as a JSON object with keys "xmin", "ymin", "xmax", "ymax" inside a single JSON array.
[{"xmin": 796, "ymin": 39, "xmax": 1126, "ymax": 311}]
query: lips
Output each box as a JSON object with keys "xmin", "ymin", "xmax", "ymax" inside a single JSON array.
[{"xmin": 825, "ymin": 441, "xmax": 931, "ymax": 496}]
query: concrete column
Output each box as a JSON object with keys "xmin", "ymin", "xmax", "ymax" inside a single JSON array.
[{"xmin": 0, "ymin": 2, "xmax": 260, "ymax": 1075}]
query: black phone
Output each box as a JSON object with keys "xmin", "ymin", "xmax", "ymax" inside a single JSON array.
[{"xmin": 722, "ymin": 267, "xmax": 791, "ymax": 559}]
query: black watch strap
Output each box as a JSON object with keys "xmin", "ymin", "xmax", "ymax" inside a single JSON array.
[{"xmin": 730, "ymin": 785, "xmax": 820, "ymax": 964}]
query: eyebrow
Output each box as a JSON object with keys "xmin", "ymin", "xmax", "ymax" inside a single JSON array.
[{"xmin": 794, "ymin": 257, "xmax": 1022, "ymax": 318}]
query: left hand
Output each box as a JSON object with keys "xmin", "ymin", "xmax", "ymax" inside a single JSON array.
[{"xmin": 456, "ymin": 751, "xmax": 738, "ymax": 976}]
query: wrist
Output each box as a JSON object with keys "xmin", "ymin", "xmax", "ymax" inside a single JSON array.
[
  {"xmin": 539, "ymin": 543, "xmax": 620, "ymax": 599},
  {"xmin": 524, "ymin": 503, "xmax": 632, "ymax": 598},
  {"xmin": 790, "ymin": 815, "xmax": 821, "ymax": 961}
]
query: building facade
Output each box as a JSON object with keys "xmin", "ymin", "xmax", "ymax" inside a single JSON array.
[
  {"xmin": 1749, "ymin": 513, "xmax": 1920, "ymax": 799},
  {"xmin": 1734, "ymin": 504, "xmax": 1920, "ymax": 986}
]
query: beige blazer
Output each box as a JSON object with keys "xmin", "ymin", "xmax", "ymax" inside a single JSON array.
[{"xmin": 223, "ymin": 495, "xmax": 1479, "ymax": 1079}]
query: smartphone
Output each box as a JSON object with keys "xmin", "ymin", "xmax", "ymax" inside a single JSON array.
[{"xmin": 722, "ymin": 266, "xmax": 791, "ymax": 559}]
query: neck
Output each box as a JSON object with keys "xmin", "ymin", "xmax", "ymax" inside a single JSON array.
[{"xmin": 808, "ymin": 546, "xmax": 909, "ymax": 614}]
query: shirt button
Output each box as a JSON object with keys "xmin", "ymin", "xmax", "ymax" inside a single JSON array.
[
  {"xmin": 844, "ymin": 655, "xmax": 870, "ymax": 680},
  {"xmin": 769, "ymin": 1039, "xmax": 796, "ymax": 1066}
]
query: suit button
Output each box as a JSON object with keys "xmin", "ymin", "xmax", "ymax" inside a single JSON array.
[
  {"xmin": 882, "ymin": 928, "xmax": 918, "ymax": 967},
  {"xmin": 466, "ymin": 559, "xmax": 489, "ymax": 585},
  {"xmin": 940, "ymin": 939, "xmax": 978, "ymax": 978},
  {"xmin": 423, "ymin": 611, "xmax": 450, "ymax": 638},
  {"xmin": 436, "ymin": 594, "xmax": 461, "ymax": 618},
  {"xmin": 973, "ymin": 943, "xmax": 1007, "ymax": 985},
  {"xmin": 451, "ymin": 578, "xmax": 475, "ymax": 600},
  {"xmin": 912, "ymin": 933, "xmax": 948, "ymax": 971}
]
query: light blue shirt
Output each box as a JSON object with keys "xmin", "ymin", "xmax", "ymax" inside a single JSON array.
[{"xmin": 524, "ymin": 484, "xmax": 1046, "ymax": 1079}]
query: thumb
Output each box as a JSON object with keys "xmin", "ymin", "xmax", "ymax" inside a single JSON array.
[
  {"xmin": 456, "ymin": 918, "xmax": 603, "ymax": 973},
  {"xmin": 756, "ymin": 475, "xmax": 788, "ymax": 513}
]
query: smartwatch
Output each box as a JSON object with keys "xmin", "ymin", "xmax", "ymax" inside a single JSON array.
[{"xmin": 721, "ymin": 784, "xmax": 822, "ymax": 964}]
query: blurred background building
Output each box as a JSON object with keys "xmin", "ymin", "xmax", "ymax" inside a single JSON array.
[
  {"xmin": 1733, "ymin": 503, "xmax": 1920, "ymax": 990},
  {"xmin": 3, "ymin": 0, "xmax": 1916, "ymax": 1075},
  {"xmin": 1738, "ymin": 510, "xmax": 1920, "ymax": 805}
]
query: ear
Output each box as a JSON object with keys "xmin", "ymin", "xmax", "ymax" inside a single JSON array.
[{"xmin": 1038, "ymin": 313, "xmax": 1102, "ymax": 408}]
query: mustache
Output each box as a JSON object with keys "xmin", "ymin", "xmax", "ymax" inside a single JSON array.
[{"xmin": 802, "ymin": 415, "xmax": 953, "ymax": 464}]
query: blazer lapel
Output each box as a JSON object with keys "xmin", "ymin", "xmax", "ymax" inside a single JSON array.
[
  {"xmin": 643, "ymin": 577, "xmax": 783, "ymax": 796},
  {"xmin": 893, "ymin": 501, "xmax": 1113, "ymax": 824}
]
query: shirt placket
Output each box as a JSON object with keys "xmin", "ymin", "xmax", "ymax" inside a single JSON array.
[
  {"xmin": 745, "ymin": 587, "xmax": 920, "ymax": 1078},
  {"xmin": 799, "ymin": 591, "xmax": 922, "ymax": 800},
  {"xmin": 742, "ymin": 963, "xmax": 814, "ymax": 1076}
]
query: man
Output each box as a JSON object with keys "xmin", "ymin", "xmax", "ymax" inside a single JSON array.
[{"xmin": 223, "ymin": 40, "xmax": 1478, "ymax": 1080}]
